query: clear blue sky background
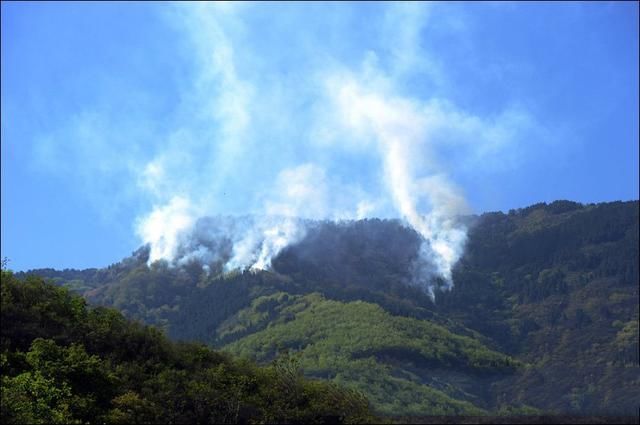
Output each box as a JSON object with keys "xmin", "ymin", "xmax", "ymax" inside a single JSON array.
[{"xmin": 2, "ymin": 2, "xmax": 638, "ymax": 271}]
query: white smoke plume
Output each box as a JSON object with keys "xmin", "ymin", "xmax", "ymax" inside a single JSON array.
[
  {"xmin": 125, "ymin": 3, "xmax": 536, "ymax": 294},
  {"xmin": 136, "ymin": 196, "xmax": 198, "ymax": 265}
]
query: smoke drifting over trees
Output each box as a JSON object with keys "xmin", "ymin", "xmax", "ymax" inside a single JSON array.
[{"xmin": 130, "ymin": 4, "xmax": 536, "ymax": 294}]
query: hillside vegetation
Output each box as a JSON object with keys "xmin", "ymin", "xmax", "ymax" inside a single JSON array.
[
  {"xmin": 20, "ymin": 200, "xmax": 640, "ymax": 416},
  {"xmin": 0, "ymin": 271, "xmax": 373, "ymax": 424},
  {"xmin": 224, "ymin": 292, "xmax": 519, "ymax": 415}
]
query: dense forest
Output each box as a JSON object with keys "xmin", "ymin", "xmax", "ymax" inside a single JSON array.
[
  {"xmin": 10, "ymin": 200, "xmax": 640, "ymax": 419},
  {"xmin": 0, "ymin": 270, "xmax": 374, "ymax": 423}
]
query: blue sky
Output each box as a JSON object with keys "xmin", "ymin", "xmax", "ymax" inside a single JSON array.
[{"xmin": 2, "ymin": 2, "xmax": 638, "ymax": 271}]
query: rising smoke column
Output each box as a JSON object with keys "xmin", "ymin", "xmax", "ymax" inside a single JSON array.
[{"xmin": 327, "ymin": 73, "xmax": 469, "ymax": 293}]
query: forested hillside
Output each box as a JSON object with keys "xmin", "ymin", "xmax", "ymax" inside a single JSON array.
[
  {"xmin": 18, "ymin": 200, "xmax": 640, "ymax": 417},
  {"xmin": 0, "ymin": 271, "xmax": 373, "ymax": 423}
]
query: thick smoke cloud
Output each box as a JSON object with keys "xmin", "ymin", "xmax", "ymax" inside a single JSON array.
[{"xmin": 119, "ymin": 3, "xmax": 537, "ymax": 295}]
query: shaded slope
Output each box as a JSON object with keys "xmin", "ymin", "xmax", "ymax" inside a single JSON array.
[{"xmin": 436, "ymin": 200, "xmax": 640, "ymax": 414}]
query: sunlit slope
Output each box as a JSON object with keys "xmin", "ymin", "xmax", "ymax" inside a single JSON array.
[{"xmin": 222, "ymin": 292, "xmax": 520, "ymax": 415}]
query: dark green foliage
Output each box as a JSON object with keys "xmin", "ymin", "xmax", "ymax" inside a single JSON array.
[
  {"xmin": 0, "ymin": 271, "xmax": 374, "ymax": 424},
  {"xmin": 440, "ymin": 201, "xmax": 640, "ymax": 414}
]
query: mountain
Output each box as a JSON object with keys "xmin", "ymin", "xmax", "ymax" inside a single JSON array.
[{"xmin": 18, "ymin": 200, "xmax": 640, "ymax": 417}]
